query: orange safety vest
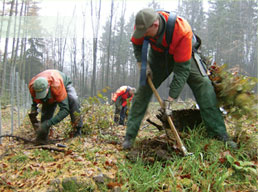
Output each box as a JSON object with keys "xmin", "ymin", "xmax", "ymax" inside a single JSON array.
[
  {"xmin": 112, "ymin": 86, "xmax": 134, "ymax": 107},
  {"xmin": 28, "ymin": 70, "xmax": 67, "ymax": 104},
  {"xmin": 131, "ymin": 11, "xmax": 192, "ymax": 63}
]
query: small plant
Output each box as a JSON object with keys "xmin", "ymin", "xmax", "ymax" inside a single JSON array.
[
  {"xmin": 19, "ymin": 170, "xmax": 41, "ymax": 179},
  {"xmin": 9, "ymin": 152, "xmax": 28, "ymax": 163},
  {"xmin": 61, "ymin": 177, "xmax": 95, "ymax": 192},
  {"xmin": 225, "ymin": 154, "xmax": 258, "ymax": 177},
  {"xmin": 209, "ymin": 63, "xmax": 257, "ymax": 117},
  {"xmin": 117, "ymin": 157, "xmax": 170, "ymax": 192},
  {"xmin": 80, "ymin": 97, "xmax": 114, "ymax": 135},
  {"xmin": 208, "ymin": 63, "xmax": 258, "ymax": 138},
  {"xmin": 33, "ymin": 149, "xmax": 54, "ymax": 162}
]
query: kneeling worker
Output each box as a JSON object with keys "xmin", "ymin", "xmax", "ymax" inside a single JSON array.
[
  {"xmin": 28, "ymin": 69, "xmax": 83, "ymax": 144},
  {"xmin": 112, "ymin": 86, "xmax": 136, "ymax": 125}
]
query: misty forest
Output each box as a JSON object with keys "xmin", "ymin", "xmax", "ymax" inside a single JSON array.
[
  {"xmin": 0, "ymin": 0, "xmax": 257, "ymax": 191},
  {"xmin": 0, "ymin": 0, "xmax": 257, "ymax": 100}
]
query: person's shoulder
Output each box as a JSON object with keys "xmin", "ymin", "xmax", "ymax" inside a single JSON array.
[{"xmin": 175, "ymin": 17, "xmax": 192, "ymax": 35}]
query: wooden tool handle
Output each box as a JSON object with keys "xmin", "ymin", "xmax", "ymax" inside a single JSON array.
[
  {"xmin": 147, "ymin": 76, "xmax": 164, "ymax": 108},
  {"xmin": 147, "ymin": 76, "xmax": 188, "ymax": 156}
]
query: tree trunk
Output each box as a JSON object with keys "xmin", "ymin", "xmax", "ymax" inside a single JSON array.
[
  {"xmin": 91, "ymin": 37, "xmax": 97, "ymax": 96},
  {"xmin": 0, "ymin": 0, "xmax": 6, "ymax": 43},
  {"xmin": 105, "ymin": 0, "xmax": 114, "ymax": 88},
  {"xmin": 90, "ymin": 0, "xmax": 101, "ymax": 96},
  {"xmin": 115, "ymin": 1, "xmax": 126, "ymax": 88},
  {"xmin": 72, "ymin": 37, "xmax": 77, "ymax": 87},
  {"xmin": 10, "ymin": 0, "xmax": 19, "ymax": 75},
  {"xmin": 0, "ymin": 0, "xmax": 15, "ymax": 97},
  {"xmin": 15, "ymin": 0, "xmax": 25, "ymax": 74},
  {"xmin": 81, "ymin": 10, "xmax": 86, "ymax": 97},
  {"xmin": 20, "ymin": 0, "xmax": 29, "ymax": 81}
]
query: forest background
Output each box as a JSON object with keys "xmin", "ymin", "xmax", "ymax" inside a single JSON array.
[
  {"xmin": 0, "ymin": 1, "xmax": 257, "ymax": 191},
  {"xmin": 0, "ymin": 0, "xmax": 257, "ymax": 103}
]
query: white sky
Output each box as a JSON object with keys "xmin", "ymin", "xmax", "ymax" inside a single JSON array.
[
  {"xmin": 37, "ymin": 0, "xmax": 179, "ymax": 38},
  {"xmin": 39, "ymin": 0, "xmax": 179, "ymax": 16},
  {"xmin": 1, "ymin": 0, "xmax": 210, "ymax": 39}
]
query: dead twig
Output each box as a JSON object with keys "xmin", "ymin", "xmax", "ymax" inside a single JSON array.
[
  {"xmin": 0, "ymin": 134, "xmax": 68, "ymax": 145},
  {"xmin": 146, "ymin": 118, "xmax": 163, "ymax": 131},
  {"xmin": 26, "ymin": 145, "xmax": 66, "ymax": 152}
]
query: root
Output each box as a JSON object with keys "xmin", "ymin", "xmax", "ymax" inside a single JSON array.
[
  {"xmin": 0, "ymin": 135, "xmax": 68, "ymax": 152},
  {"xmin": 0, "ymin": 134, "xmax": 34, "ymax": 144}
]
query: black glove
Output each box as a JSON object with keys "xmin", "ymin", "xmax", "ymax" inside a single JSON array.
[
  {"xmin": 29, "ymin": 111, "xmax": 39, "ymax": 131},
  {"xmin": 157, "ymin": 108, "xmax": 167, "ymax": 122}
]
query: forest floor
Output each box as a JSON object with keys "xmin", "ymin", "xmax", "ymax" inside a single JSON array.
[{"xmin": 0, "ymin": 100, "xmax": 257, "ymax": 192}]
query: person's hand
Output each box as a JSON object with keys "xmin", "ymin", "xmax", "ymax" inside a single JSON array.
[
  {"xmin": 30, "ymin": 109, "xmax": 38, "ymax": 115},
  {"xmin": 137, "ymin": 62, "xmax": 152, "ymax": 79},
  {"xmin": 167, "ymin": 96, "xmax": 174, "ymax": 102},
  {"xmin": 137, "ymin": 62, "xmax": 152, "ymax": 77},
  {"xmin": 29, "ymin": 111, "xmax": 39, "ymax": 131}
]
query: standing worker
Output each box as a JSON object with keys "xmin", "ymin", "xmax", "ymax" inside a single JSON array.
[
  {"xmin": 28, "ymin": 69, "xmax": 83, "ymax": 144},
  {"xmin": 123, "ymin": 8, "xmax": 237, "ymax": 149},
  {"xmin": 112, "ymin": 86, "xmax": 136, "ymax": 126}
]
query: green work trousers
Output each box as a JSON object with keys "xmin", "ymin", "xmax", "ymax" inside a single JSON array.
[{"xmin": 126, "ymin": 50, "xmax": 228, "ymax": 139}]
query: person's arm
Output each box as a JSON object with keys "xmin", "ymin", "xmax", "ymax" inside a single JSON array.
[
  {"xmin": 48, "ymin": 97, "xmax": 70, "ymax": 126},
  {"xmin": 131, "ymin": 34, "xmax": 144, "ymax": 62},
  {"xmin": 31, "ymin": 100, "xmax": 38, "ymax": 113},
  {"xmin": 132, "ymin": 44, "xmax": 143, "ymax": 63},
  {"xmin": 169, "ymin": 60, "xmax": 191, "ymax": 99},
  {"xmin": 169, "ymin": 27, "xmax": 192, "ymax": 99}
]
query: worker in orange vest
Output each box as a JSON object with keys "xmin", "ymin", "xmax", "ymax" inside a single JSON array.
[
  {"xmin": 28, "ymin": 69, "xmax": 83, "ymax": 144},
  {"xmin": 123, "ymin": 8, "xmax": 237, "ymax": 149},
  {"xmin": 111, "ymin": 86, "xmax": 136, "ymax": 125}
]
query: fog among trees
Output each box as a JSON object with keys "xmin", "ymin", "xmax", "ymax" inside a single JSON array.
[{"xmin": 0, "ymin": 0, "xmax": 257, "ymax": 101}]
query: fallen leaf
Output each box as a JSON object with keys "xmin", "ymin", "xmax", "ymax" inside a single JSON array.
[
  {"xmin": 64, "ymin": 150, "xmax": 73, "ymax": 156},
  {"xmin": 204, "ymin": 144, "xmax": 210, "ymax": 152},
  {"xmin": 234, "ymin": 161, "xmax": 240, "ymax": 166},
  {"xmin": 180, "ymin": 174, "xmax": 191, "ymax": 179},
  {"xmin": 107, "ymin": 182, "xmax": 122, "ymax": 189},
  {"xmin": 219, "ymin": 158, "xmax": 226, "ymax": 164}
]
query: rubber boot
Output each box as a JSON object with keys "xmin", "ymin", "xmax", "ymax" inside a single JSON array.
[
  {"xmin": 122, "ymin": 135, "xmax": 134, "ymax": 150},
  {"xmin": 216, "ymin": 134, "xmax": 237, "ymax": 149},
  {"xmin": 73, "ymin": 127, "xmax": 82, "ymax": 137},
  {"xmin": 35, "ymin": 127, "xmax": 49, "ymax": 145},
  {"xmin": 114, "ymin": 115, "xmax": 119, "ymax": 124}
]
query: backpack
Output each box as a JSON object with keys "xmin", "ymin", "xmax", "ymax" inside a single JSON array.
[
  {"xmin": 156, "ymin": 10, "xmax": 207, "ymax": 76},
  {"xmin": 156, "ymin": 10, "xmax": 201, "ymax": 53}
]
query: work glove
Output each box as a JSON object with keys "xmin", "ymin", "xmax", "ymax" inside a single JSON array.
[
  {"xmin": 28, "ymin": 111, "xmax": 39, "ymax": 131},
  {"xmin": 164, "ymin": 99, "xmax": 173, "ymax": 116},
  {"xmin": 137, "ymin": 62, "xmax": 153, "ymax": 79}
]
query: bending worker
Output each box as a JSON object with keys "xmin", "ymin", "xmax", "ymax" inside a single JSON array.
[
  {"xmin": 112, "ymin": 86, "xmax": 136, "ymax": 126},
  {"xmin": 28, "ymin": 69, "xmax": 83, "ymax": 144},
  {"xmin": 123, "ymin": 8, "xmax": 237, "ymax": 149}
]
